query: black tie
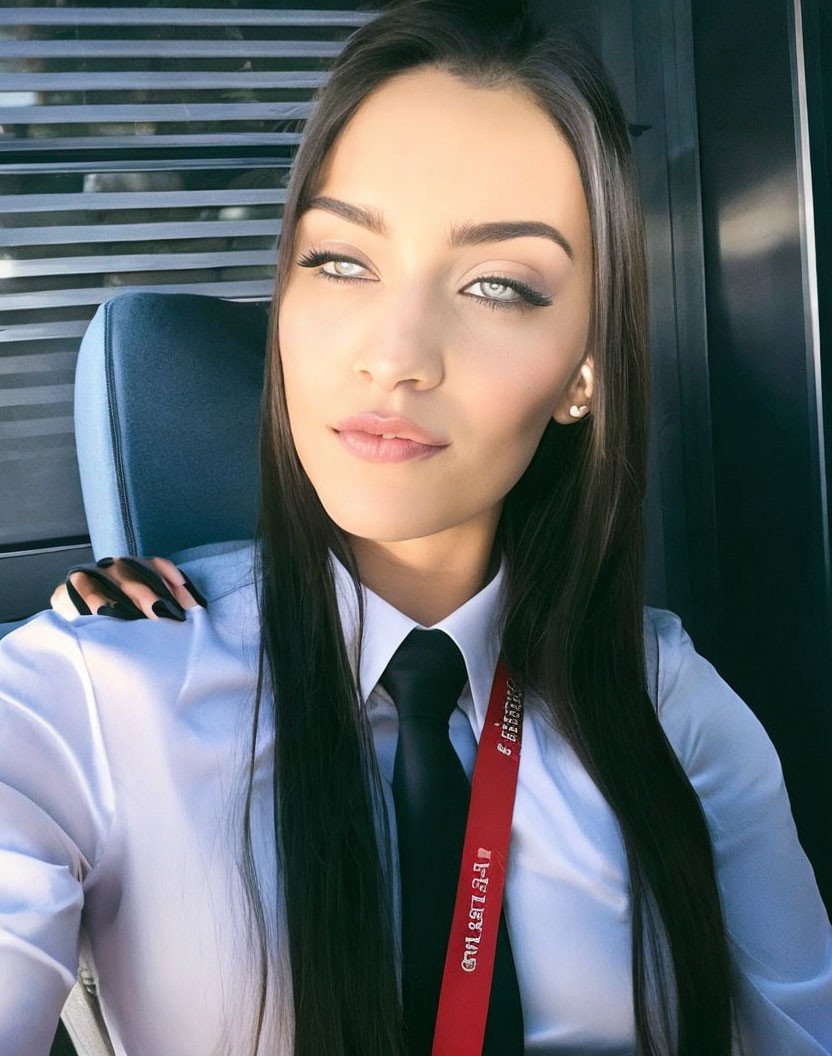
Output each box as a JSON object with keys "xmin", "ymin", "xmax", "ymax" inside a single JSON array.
[{"xmin": 379, "ymin": 628, "xmax": 524, "ymax": 1056}]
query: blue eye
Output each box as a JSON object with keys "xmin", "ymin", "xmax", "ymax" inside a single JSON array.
[{"xmin": 294, "ymin": 247, "xmax": 552, "ymax": 313}]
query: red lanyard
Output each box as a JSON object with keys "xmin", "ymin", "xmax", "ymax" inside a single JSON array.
[{"xmin": 430, "ymin": 654, "xmax": 524, "ymax": 1056}]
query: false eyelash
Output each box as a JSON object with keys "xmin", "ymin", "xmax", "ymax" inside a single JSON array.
[{"xmin": 294, "ymin": 246, "xmax": 552, "ymax": 313}]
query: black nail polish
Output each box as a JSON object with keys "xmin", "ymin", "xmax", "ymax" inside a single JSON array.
[
  {"xmin": 181, "ymin": 573, "xmax": 208, "ymax": 608},
  {"xmin": 96, "ymin": 602, "xmax": 138, "ymax": 620},
  {"xmin": 96, "ymin": 556, "xmax": 115, "ymax": 568},
  {"xmin": 153, "ymin": 598, "xmax": 186, "ymax": 622}
]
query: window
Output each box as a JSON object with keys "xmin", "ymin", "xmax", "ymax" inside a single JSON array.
[{"xmin": 0, "ymin": 1, "xmax": 375, "ymax": 622}]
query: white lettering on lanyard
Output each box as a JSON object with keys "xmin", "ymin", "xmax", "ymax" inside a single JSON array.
[
  {"xmin": 496, "ymin": 678, "xmax": 523, "ymax": 755},
  {"xmin": 461, "ymin": 848, "xmax": 492, "ymax": 972}
]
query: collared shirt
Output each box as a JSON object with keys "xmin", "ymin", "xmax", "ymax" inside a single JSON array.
[{"xmin": 0, "ymin": 538, "xmax": 830, "ymax": 1055}]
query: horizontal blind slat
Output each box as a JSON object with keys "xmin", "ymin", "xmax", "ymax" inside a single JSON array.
[
  {"xmin": 1, "ymin": 159, "xmax": 290, "ymax": 175},
  {"xmin": 3, "ymin": 190, "xmax": 284, "ymax": 212},
  {"xmin": 0, "ymin": 102, "xmax": 314, "ymax": 124},
  {"xmin": 0, "ymin": 352, "xmax": 76, "ymax": 375},
  {"xmin": 0, "ymin": 40, "xmax": 344, "ymax": 58},
  {"xmin": 1, "ymin": 281, "xmax": 274, "ymax": 310},
  {"xmin": 0, "ymin": 417, "xmax": 75, "ymax": 442},
  {"xmin": 0, "ymin": 72, "xmax": 330, "ymax": 91},
  {"xmin": 0, "ymin": 384, "xmax": 74, "ymax": 408},
  {"xmin": 0, "ymin": 133, "xmax": 303, "ymax": 151},
  {"xmin": 0, "ymin": 8, "xmax": 375, "ymax": 26},
  {"xmin": 2, "ymin": 220, "xmax": 279, "ymax": 247},
  {"xmin": 0, "ymin": 322, "xmax": 91, "ymax": 343},
  {"xmin": 8, "ymin": 249, "xmax": 277, "ymax": 278}
]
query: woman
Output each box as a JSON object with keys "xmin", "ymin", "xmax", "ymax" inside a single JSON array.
[{"xmin": 3, "ymin": 1, "xmax": 831, "ymax": 1053}]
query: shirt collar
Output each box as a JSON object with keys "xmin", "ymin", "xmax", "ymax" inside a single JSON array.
[{"xmin": 329, "ymin": 548, "xmax": 507, "ymax": 732}]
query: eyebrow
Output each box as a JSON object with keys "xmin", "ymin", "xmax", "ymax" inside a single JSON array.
[{"xmin": 303, "ymin": 195, "xmax": 574, "ymax": 261}]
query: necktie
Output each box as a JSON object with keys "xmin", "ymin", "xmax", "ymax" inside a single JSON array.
[{"xmin": 379, "ymin": 627, "xmax": 525, "ymax": 1055}]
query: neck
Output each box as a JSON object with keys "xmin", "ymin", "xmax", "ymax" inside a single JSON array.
[{"xmin": 347, "ymin": 512, "xmax": 502, "ymax": 626}]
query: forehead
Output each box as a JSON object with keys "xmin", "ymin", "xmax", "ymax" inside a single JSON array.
[{"xmin": 306, "ymin": 65, "xmax": 590, "ymax": 255}]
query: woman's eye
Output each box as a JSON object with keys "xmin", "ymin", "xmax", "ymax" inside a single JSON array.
[
  {"xmin": 464, "ymin": 279, "xmax": 528, "ymax": 311},
  {"xmin": 321, "ymin": 259, "xmax": 367, "ymax": 280},
  {"xmin": 294, "ymin": 248, "xmax": 552, "ymax": 313},
  {"xmin": 296, "ymin": 249, "xmax": 370, "ymax": 282}
]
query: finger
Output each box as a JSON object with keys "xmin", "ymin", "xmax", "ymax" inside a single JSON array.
[
  {"xmin": 90, "ymin": 564, "xmax": 186, "ymax": 621},
  {"xmin": 77, "ymin": 558, "xmax": 185, "ymax": 620},
  {"xmin": 146, "ymin": 555, "xmax": 185, "ymax": 586},
  {"xmin": 91, "ymin": 555, "xmax": 205, "ymax": 610},
  {"xmin": 51, "ymin": 583, "xmax": 82, "ymax": 620},
  {"xmin": 125, "ymin": 583, "xmax": 186, "ymax": 622},
  {"xmin": 66, "ymin": 572, "xmax": 140, "ymax": 618},
  {"xmin": 65, "ymin": 567, "xmax": 145, "ymax": 618},
  {"xmin": 74, "ymin": 568, "xmax": 188, "ymax": 622},
  {"xmin": 115, "ymin": 557, "xmax": 187, "ymax": 619},
  {"xmin": 79, "ymin": 557, "xmax": 182, "ymax": 614},
  {"xmin": 146, "ymin": 556, "xmax": 205, "ymax": 609}
]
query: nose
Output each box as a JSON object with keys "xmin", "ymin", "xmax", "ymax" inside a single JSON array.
[{"xmin": 350, "ymin": 292, "xmax": 446, "ymax": 391}]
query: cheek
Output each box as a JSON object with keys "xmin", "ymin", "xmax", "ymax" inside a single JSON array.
[
  {"xmin": 277, "ymin": 290, "xmax": 337, "ymax": 435},
  {"xmin": 456, "ymin": 334, "xmax": 573, "ymax": 458}
]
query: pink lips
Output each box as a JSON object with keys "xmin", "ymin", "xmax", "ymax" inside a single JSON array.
[{"xmin": 333, "ymin": 413, "xmax": 449, "ymax": 463}]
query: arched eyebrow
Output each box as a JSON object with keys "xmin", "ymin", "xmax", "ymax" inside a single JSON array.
[{"xmin": 302, "ymin": 195, "xmax": 574, "ymax": 261}]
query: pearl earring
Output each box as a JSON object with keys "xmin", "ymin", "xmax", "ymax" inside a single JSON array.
[{"xmin": 569, "ymin": 404, "xmax": 589, "ymax": 418}]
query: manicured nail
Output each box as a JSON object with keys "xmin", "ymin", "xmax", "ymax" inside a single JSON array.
[
  {"xmin": 152, "ymin": 598, "xmax": 186, "ymax": 622},
  {"xmin": 181, "ymin": 573, "xmax": 208, "ymax": 607},
  {"xmin": 96, "ymin": 556, "xmax": 115, "ymax": 568}
]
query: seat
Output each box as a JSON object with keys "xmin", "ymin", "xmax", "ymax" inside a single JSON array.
[
  {"xmin": 0, "ymin": 290, "xmax": 268, "ymax": 642},
  {"xmin": 51, "ymin": 290, "xmax": 269, "ymax": 1055},
  {"xmin": 74, "ymin": 290, "xmax": 268, "ymax": 558}
]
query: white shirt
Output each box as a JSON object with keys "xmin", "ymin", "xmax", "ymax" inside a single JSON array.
[{"xmin": 0, "ymin": 538, "xmax": 830, "ymax": 1055}]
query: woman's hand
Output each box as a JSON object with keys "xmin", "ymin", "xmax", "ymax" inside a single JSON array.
[{"xmin": 50, "ymin": 556, "xmax": 207, "ymax": 621}]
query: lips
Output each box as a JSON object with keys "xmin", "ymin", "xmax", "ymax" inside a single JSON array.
[
  {"xmin": 335, "ymin": 429, "xmax": 448, "ymax": 463},
  {"xmin": 333, "ymin": 412, "xmax": 448, "ymax": 447}
]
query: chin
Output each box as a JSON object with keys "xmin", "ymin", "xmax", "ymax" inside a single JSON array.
[{"xmin": 315, "ymin": 488, "xmax": 452, "ymax": 544}]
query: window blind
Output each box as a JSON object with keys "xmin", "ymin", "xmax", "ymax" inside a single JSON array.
[{"xmin": 0, "ymin": 3, "xmax": 374, "ymax": 617}]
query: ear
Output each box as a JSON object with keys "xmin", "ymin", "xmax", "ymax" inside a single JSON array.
[{"xmin": 552, "ymin": 356, "xmax": 594, "ymax": 425}]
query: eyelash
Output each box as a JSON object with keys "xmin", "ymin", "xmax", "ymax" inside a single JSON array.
[{"xmin": 294, "ymin": 247, "xmax": 552, "ymax": 313}]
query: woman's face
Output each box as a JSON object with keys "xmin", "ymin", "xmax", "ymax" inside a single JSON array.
[{"xmin": 278, "ymin": 65, "xmax": 593, "ymax": 562}]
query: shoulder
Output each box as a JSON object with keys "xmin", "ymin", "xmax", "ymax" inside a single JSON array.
[
  {"xmin": 0, "ymin": 539, "xmax": 258, "ymax": 713},
  {"xmin": 642, "ymin": 605, "xmax": 785, "ymax": 831},
  {"xmin": 167, "ymin": 537, "xmax": 257, "ymax": 604}
]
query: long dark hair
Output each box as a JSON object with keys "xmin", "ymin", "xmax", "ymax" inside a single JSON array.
[{"xmin": 237, "ymin": 1, "xmax": 738, "ymax": 1053}]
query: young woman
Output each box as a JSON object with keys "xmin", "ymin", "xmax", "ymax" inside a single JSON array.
[{"xmin": 3, "ymin": 1, "xmax": 831, "ymax": 1054}]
